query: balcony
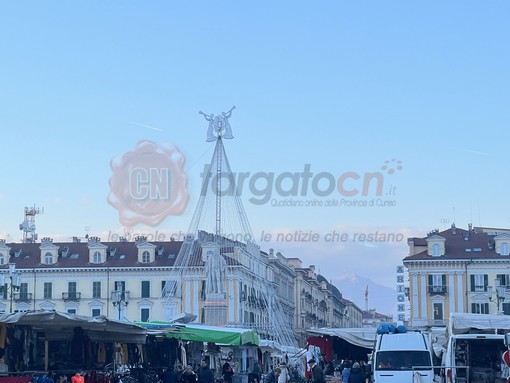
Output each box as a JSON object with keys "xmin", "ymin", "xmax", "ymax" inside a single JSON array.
[
  {"xmin": 62, "ymin": 292, "xmax": 82, "ymax": 302},
  {"xmin": 13, "ymin": 292, "xmax": 32, "ymax": 302},
  {"xmin": 428, "ymin": 285, "xmax": 447, "ymax": 294}
]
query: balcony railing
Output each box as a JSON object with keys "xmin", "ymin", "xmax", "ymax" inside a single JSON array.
[
  {"xmin": 428, "ymin": 285, "xmax": 447, "ymax": 294},
  {"xmin": 62, "ymin": 292, "xmax": 82, "ymax": 302},
  {"xmin": 13, "ymin": 292, "xmax": 32, "ymax": 302}
]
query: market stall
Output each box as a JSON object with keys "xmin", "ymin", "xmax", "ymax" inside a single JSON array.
[
  {"xmin": 139, "ymin": 321, "xmax": 261, "ymax": 382},
  {"xmin": 0, "ymin": 310, "xmax": 148, "ymax": 381}
]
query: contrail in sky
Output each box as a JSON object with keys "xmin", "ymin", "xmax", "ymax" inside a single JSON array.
[
  {"xmin": 461, "ymin": 148, "xmax": 490, "ymax": 156},
  {"xmin": 125, "ymin": 120, "xmax": 163, "ymax": 132}
]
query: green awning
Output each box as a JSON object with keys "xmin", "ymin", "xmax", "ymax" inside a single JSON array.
[{"xmin": 137, "ymin": 321, "xmax": 260, "ymax": 346}]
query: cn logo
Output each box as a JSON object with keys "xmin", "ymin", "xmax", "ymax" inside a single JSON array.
[{"xmin": 108, "ymin": 140, "xmax": 189, "ymax": 227}]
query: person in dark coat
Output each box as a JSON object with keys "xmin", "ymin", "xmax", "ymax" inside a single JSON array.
[
  {"xmin": 307, "ymin": 359, "xmax": 325, "ymax": 383},
  {"xmin": 198, "ymin": 359, "xmax": 215, "ymax": 383},
  {"xmin": 263, "ymin": 367, "xmax": 281, "ymax": 383},
  {"xmin": 163, "ymin": 366, "xmax": 179, "ymax": 383},
  {"xmin": 347, "ymin": 362, "xmax": 364, "ymax": 383},
  {"xmin": 223, "ymin": 362, "xmax": 235, "ymax": 383},
  {"xmin": 180, "ymin": 365, "xmax": 198, "ymax": 383}
]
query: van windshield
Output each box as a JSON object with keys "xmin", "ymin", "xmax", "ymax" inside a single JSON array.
[{"xmin": 375, "ymin": 351, "xmax": 432, "ymax": 371}]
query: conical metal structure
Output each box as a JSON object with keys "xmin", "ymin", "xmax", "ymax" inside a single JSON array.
[{"xmin": 159, "ymin": 108, "xmax": 297, "ymax": 346}]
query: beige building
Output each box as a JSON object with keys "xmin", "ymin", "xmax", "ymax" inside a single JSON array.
[
  {"xmin": 0, "ymin": 234, "xmax": 359, "ymax": 346},
  {"xmin": 403, "ymin": 224, "xmax": 510, "ymax": 326}
]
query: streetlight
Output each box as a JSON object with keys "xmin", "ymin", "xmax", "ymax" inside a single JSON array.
[
  {"xmin": 487, "ymin": 278, "xmax": 506, "ymax": 313},
  {"xmin": 0, "ymin": 263, "xmax": 21, "ymax": 313},
  {"xmin": 111, "ymin": 289, "xmax": 129, "ymax": 320}
]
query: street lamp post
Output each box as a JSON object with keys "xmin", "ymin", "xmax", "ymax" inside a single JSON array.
[
  {"xmin": 488, "ymin": 278, "xmax": 506, "ymax": 313},
  {"xmin": 0, "ymin": 263, "xmax": 21, "ymax": 313},
  {"xmin": 111, "ymin": 290, "xmax": 129, "ymax": 320}
]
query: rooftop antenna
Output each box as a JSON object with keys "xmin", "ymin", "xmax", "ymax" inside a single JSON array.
[{"xmin": 19, "ymin": 205, "xmax": 43, "ymax": 243}]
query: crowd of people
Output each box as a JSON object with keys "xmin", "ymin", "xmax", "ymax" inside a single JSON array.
[{"xmin": 261, "ymin": 358, "xmax": 369, "ymax": 383}]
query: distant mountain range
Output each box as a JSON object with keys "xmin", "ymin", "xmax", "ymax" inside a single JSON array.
[{"xmin": 333, "ymin": 273, "xmax": 397, "ymax": 318}]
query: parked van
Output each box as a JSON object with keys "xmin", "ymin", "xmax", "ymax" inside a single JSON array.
[
  {"xmin": 372, "ymin": 325, "xmax": 434, "ymax": 383},
  {"xmin": 443, "ymin": 313, "xmax": 509, "ymax": 383}
]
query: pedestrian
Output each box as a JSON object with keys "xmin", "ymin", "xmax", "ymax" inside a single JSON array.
[
  {"xmin": 198, "ymin": 359, "xmax": 215, "ymax": 383},
  {"xmin": 347, "ymin": 362, "xmax": 364, "ymax": 383},
  {"xmin": 180, "ymin": 365, "xmax": 198, "ymax": 383},
  {"xmin": 307, "ymin": 359, "xmax": 325, "ymax": 383},
  {"xmin": 264, "ymin": 367, "xmax": 281, "ymax": 383},
  {"xmin": 278, "ymin": 362, "xmax": 289, "ymax": 383},
  {"xmin": 71, "ymin": 371, "xmax": 84, "ymax": 383},
  {"xmin": 176, "ymin": 364, "xmax": 185, "ymax": 381},
  {"xmin": 252, "ymin": 362, "xmax": 263, "ymax": 383},
  {"xmin": 323, "ymin": 362, "xmax": 334, "ymax": 376},
  {"xmin": 223, "ymin": 361, "xmax": 235, "ymax": 383},
  {"xmin": 163, "ymin": 366, "xmax": 179, "ymax": 383},
  {"xmin": 341, "ymin": 362, "xmax": 350, "ymax": 383}
]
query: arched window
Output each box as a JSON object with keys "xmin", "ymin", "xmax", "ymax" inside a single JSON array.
[
  {"xmin": 93, "ymin": 251, "xmax": 102, "ymax": 263},
  {"xmin": 142, "ymin": 251, "xmax": 150, "ymax": 263},
  {"xmin": 501, "ymin": 242, "xmax": 509, "ymax": 256},
  {"xmin": 432, "ymin": 244, "xmax": 441, "ymax": 256},
  {"xmin": 45, "ymin": 252, "xmax": 53, "ymax": 264}
]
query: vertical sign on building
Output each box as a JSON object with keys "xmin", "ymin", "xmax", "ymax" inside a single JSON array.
[{"xmin": 396, "ymin": 265, "xmax": 406, "ymax": 324}]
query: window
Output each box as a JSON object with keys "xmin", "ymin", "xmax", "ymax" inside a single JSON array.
[
  {"xmin": 43, "ymin": 282, "xmax": 52, "ymax": 299},
  {"xmin": 142, "ymin": 251, "xmax": 150, "ymax": 263},
  {"xmin": 502, "ymin": 243, "xmax": 509, "ymax": 256},
  {"xmin": 497, "ymin": 274, "xmax": 510, "ymax": 286},
  {"xmin": 68, "ymin": 282, "xmax": 77, "ymax": 300},
  {"xmin": 433, "ymin": 303, "xmax": 443, "ymax": 320},
  {"xmin": 115, "ymin": 281, "xmax": 126, "ymax": 291},
  {"xmin": 93, "ymin": 251, "xmax": 101, "ymax": 264},
  {"xmin": 376, "ymin": 351, "xmax": 432, "ymax": 370},
  {"xmin": 141, "ymin": 308, "xmax": 150, "ymax": 322},
  {"xmin": 19, "ymin": 283, "xmax": 29, "ymax": 299},
  {"xmin": 471, "ymin": 274, "xmax": 488, "ymax": 292},
  {"xmin": 428, "ymin": 274, "xmax": 446, "ymax": 293},
  {"xmin": 92, "ymin": 282, "xmax": 101, "ymax": 299},
  {"xmin": 162, "ymin": 280, "xmax": 176, "ymax": 297},
  {"xmin": 45, "ymin": 252, "xmax": 53, "ymax": 264},
  {"xmin": 141, "ymin": 281, "xmax": 150, "ymax": 298},
  {"xmin": 91, "ymin": 308, "xmax": 101, "ymax": 317},
  {"xmin": 0, "ymin": 253, "xmax": 4, "ymax": 265},
  {"xmin": 432, "ymin": 244, "xmax": 440, "ymax": 256},
  {"xmin": 472, "ymin": 302, "xmax": 489, "ymax": 314},
  {"xmin": 67, "ymin": 309, "xmax": 76, "ymax": 314}
]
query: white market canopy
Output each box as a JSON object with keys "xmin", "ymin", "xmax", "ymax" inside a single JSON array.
[
  {"xmin": 307, "ymin": 327, "xmax": 377, "ymax": 349},
  {"xmin": 448, "ymin": 312, "xmax": 510, "ymax": 335},
  {"xmin": 0, "ymin": 310, "xmax": 147, "ymax": 343}
]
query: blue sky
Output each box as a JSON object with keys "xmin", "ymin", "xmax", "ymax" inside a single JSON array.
[{"xmin": 1, "ymin": 2, "xmax": 509, "ymax": 309}]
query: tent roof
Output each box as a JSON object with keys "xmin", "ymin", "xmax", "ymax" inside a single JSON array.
[
  {"xmin": 0, "ymin": 310, "xmax": 147, "ymax": 343},
  {"xmin": 448, "ymin": 313, "xmax": 510, "ymax": 335},
  {"xmin": 307, "ymin": 327, "xmax": 377, "ymax": 349},
  {"xmin": 137, "ymin": 322, "xmax": 260, "ymax": 346}
]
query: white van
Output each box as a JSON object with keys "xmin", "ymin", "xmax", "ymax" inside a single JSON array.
[
  {"xmin": 373, "ymin": 330, "xmax": 434, "ymax": 383},
  {"xmin": 443, "ymin": 313, "xmax": 509, "ymax": 383}
]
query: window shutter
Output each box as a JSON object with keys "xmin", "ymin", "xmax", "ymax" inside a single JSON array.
[
  {"xmin": 484, "ymin": 275, "xmax": 488, "ymax": 291},
  {"xmin": 428, "ymin": 275, "xmax": 433, "ymax": 286},
  {"xmin": 442, "ymin": 275, "xmax": 446, "ymax": 286},
  {"xmin": 470, "ymin": 275, "xmax": 475, "ymax": 291}
]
